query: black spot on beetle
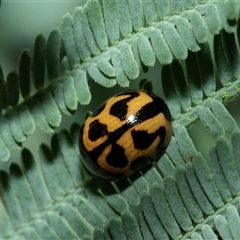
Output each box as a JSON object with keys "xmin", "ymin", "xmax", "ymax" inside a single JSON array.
[
  {"xmin": 89, "ymin": 120, "xmax": 108, "ymax": 141},
  {"xmin": 110, "ymin": 100, "xmax": 128, "ymax": 120},
  {"xmin": 137, "ymin": 101, "xmax": 162, "ymax": 122},
  {"xmin": 132, "ymin": 126, "xmax": 167, "ymax": 151},
  {"xmin": 110, "ymin": 91, "xmax": 140, "ymax": 120},
  {"xmin": 106, "ymin": 143, "xmax": 128, "ymax": 168},
  {"xmin": 149, "ymin": 93, "xmax": 171, "ymax": 122},
  {"xmin": 156, "ymin": 127, "xmax": 166, "ymax": 149},
  {"xmin": 131, "ymin": 130, "xmax": 157, "ymax": 150}
]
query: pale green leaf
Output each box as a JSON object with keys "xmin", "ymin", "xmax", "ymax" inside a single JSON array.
[
  {"xmin": 141, "ymin": 192, "xmax": 168, "ymax": 239},
  {"xmin": 227, "ymin": 205, "xmax": 240, "ymax": 238},
  {"xmin": 10, "ymin": 166, "xmax": 39, "ymax": 221},
  {"xmin": 40, "ymin": 91, "xmax": 61, "ymax": 127},
  {"xmin": 46, "ymin": 28, "xmax": 61, "ymax": 80},
  {"xmin": 63, "ymin": 76, "xmax": 78, "ymax": 110},
  {"xmin": 139, "ymin": 212, "xmax": 153, "ymax": 239},
  {"xmin": 186, "ymin": 163, "xmax": 215, "ymax": 215},
  {"xmin": 8, "ymin": 111, "xmax": 26, "ymax": 143},
  {"xmin": 205, "ymin": 3, "xmax": 222, "ymax": 34},
  {"xmin": 142, "ymin": 167, "xmax": 163, "ymax": 187},
  {"xmin": 150, "ymin": 183, "xmax": 181, "ymax": 239},
  {"xmin": 18, "ymin": 104, "xmax": 35, "ymax": 136},
  {"xmin": 211, "ymin": 100, "xmax": 237, "ymax": 134},
  {"xmin": 154, "ymin": 0, "xmax": 170, "ymax": 19},
  {"xmin": 193, "ymin": 154, "xmax": 223, "ymax": 208},
  {"xmin": 53, "ymin": 83, "xmax": 72, "ymax": 115},
  {"xmin": 22, "ymin": 148, "xmax": 52, "ymax": 208},
  {"xmin": 111, "ymin": 48, "xmax": 129, "ymax": 87},
  {"xmin": 116, "ymin": 0, "xmax": 132, "ymax": 37},
  {"xmin": 201, "ymin": 224, "xmax": 218, "ymax": 240},
  {"xmin": 47, "ymin": 211, "xmax": 78, "ymax": 239},
  {"xmin": 157, "ymin": 154, "xmax": 176, "ymax": 177},
  {"xmin": 142, "ymin": 0, "xmax": 158, "ymax": 25},
  {"xmin": 164, "ymin": 176, "xmax": 192, "ymax": 231},
  {"xmin": 73, "ymin": 7, "xmax": 91, "ymax": 61},
  {"xmin": 171, "ymin": 0, "xmax": 184, "ymax": 13},
  {"xmin": 128, "ymin": 0, "xmax": 143, "ymax": 31},
  {"xmin": 34, "ymin": 220, "xmax": 59, "ymax": 240},
  {"xmin": 198, "ymin": 106, "xmax": 224, "ymax": 138},
  {"xmin": 97, "ymin": 58, "xmax": 115, "ymax": 77},
  {"xmin": 174, "ymin": 16, "xmax": 200, "ymax": 52},
  {"xmin": 87, "ymin": 63, "xmax": 116, "ymax": 87},
  {"xmin": 173, "ymin": 124, "xmax": 197, "ymax": 159},
  {"xmin": 73, "ymin": 69, "xmax": 91, "ymax": 105},
  {"xmin": 214, "ymin": 215, "xmax": 232, "ymax": 239},
  {"xmin": 189, "ymin": 9, "xmax": 208, "ymax": 43},
  {"xmin": 137, "ymin": 34, "xmax": 155, "ymax": 66},
  {"xmin": 0, "ymin": 118, "xmax": 20, "ymax": 150},
  {"xmin": 62, "ymin": 13, "xmax": 80, "ymax": 68},
  {"xmin": 86, "ymin": 0, "xmax": 108, "ymax": 51},
  {"xmin": 120, "ymin": 43, "xmax": 139, "ymax": 80},
  {"xmin": 108, "ymin": 218, "xmax": 127, "ymax": 240},
  {"xmin": 102, "ymin": 0, "xmax": 119, "ymax": 44},
  {"xmin": 176, "ymin": 166, "xmax": 204, "ymax": 223},
  {"xmin": 147, "ymin": 26, "xmax": 172, "ymax": 64},
  {"xmin": 122, "ymin": 212, "xmax": 143, "ymax": 240},
  {"xmin": 61, "ymin": 203, "xmax": 92, "ymax": 236},
  {"xmin": 114, "ymin": 179, "xmax": 140, "ymax": 206},
  {"xmin": 209, "ymin": 147, "xmax": 232, "ymax": 201},
  {"xmin": 166, "ymin": 137, "xmax": 184, "ymax": 166},
  {"xmin": 160, "ymin": 21, "xmax": 188, "ymax": 60}
]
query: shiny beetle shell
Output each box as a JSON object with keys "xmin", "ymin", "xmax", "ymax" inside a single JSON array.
[{"xmin": 79, "ymin": 90, "xmax": 172, "ymax": 180}]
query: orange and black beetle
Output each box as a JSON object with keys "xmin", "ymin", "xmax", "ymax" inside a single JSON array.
[{"xmin": 79, "ymin": 90, "xmax": 172, "ymax": 180}]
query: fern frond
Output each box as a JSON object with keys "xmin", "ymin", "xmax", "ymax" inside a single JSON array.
[
  {"xmin": 163, "ymin": 28, "xmax": 240, "ymax": 137},
  {"xmin": 1, "ymin": 120, "xmax": 240, "ymax": 239},
  {"xmin": 106, "ymin": 131, "xmax": 240, "ymax": 239}
]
